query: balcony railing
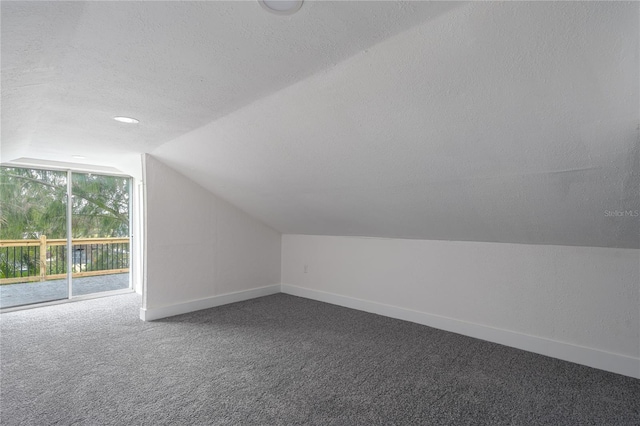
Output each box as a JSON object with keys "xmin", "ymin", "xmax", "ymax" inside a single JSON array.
[{"xmin": 0, "ymin": 236, "xmax": 129, "ymax": 285}]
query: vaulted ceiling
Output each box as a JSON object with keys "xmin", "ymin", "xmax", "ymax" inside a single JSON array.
[{"xmin": 2, "ymin": 1, "xmax": 639, "ymax": 248}]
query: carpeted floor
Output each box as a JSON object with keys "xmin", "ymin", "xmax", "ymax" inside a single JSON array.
[{"xmin": 0, "ymin": 293, "xmax": 638, "ymax": 425}]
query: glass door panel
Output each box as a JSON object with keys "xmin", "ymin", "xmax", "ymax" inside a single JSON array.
[
  {"xmin": 71, "ymin": 172, "xmax": 130, "ymax": 297},
  {"xmin": 0, "ymin": 167, "xmax": 68, "ymax": 308}
]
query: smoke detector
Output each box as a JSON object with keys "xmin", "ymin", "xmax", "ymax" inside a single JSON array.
[{"xmin": 259, "ymin": 0, "xmax": 303, "ymax": 15}]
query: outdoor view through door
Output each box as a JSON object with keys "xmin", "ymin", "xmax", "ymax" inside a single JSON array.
[{"xmin": 0, "ymin": 166, "xmax": 131, "ymax": 308}]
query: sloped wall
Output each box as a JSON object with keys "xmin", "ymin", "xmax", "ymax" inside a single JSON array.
[
  {"xmin": 151, "ymin": 2, "xmax": 639, "ymax": 250},
  {"xmin": 282, "ymin": 234, "xmax": 640, "ymax": 378},
  {"xmin": 141, "ymin": 154, "xmax": 281, "ymax": 320}
]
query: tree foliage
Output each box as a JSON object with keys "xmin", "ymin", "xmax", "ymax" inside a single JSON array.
[
  {"xmin": 0, "ymin": 166, "xmax": 130, "ymax": 240},
  {"xmin": 71, "ymin": 172, "xmax": 129, "ymax": 238}
]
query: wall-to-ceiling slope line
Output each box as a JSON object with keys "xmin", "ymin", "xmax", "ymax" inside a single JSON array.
[
  {"xmin": 1, "ymin": 1, "xmax": 460, "ymax": 169},
  {"xmin": 153, "ymin": 2, "xmax": 639, "ymax": 249}
]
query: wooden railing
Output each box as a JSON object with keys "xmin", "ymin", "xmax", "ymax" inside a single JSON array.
[{"xmin": 0, "ymin": 237, "xmax": 129, "ymax": 285}]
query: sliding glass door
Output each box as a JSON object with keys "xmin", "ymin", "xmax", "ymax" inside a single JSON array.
[
  {"xmin": 0, "ymin": 167, "xmax": 68, "ymax": 307},
  {"xmin": 0, "ymin": 166, "xmax": 131, "ymax": 309},
  {"xmin": 71, "ymin": 172, "xmax": 130, "ymax": 297}
]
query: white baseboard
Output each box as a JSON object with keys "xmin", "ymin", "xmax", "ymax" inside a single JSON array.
[
  {"xmin": 139, "ymin": 284, "xmax": 280, "ymax": 321},
  {"xmin": 281, "ymin": 284, "xmax": 640, "ymax": 379}
]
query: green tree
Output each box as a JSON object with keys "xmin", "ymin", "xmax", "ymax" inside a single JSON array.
[
  {"xmin": 0, "ymin": 167, "xmax": 68, "ymax": 239},
  {"xmin": 71, "ymin": 172, "xmax": 129, "ymax": 238},
  {"xmin": 0, "ymin": 166, "xmax": 130, "ymax": 280},
  {"xmin": 0, "ymin": 167, "xmax": 129, "ymax": 240}
]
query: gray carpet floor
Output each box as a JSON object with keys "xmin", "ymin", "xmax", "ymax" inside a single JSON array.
[{"xmin": 0, "ymin": 293, "xmax": 638, "ymax": 425}]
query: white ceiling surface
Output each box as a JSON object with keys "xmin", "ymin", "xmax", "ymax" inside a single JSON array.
[
  {"xmin": 1, "ymin": 1, "xmax": 454, "ymax": 171},
  {"xmin": 3, "ymin": 2, "xmax": 639, "ymax": 249}
]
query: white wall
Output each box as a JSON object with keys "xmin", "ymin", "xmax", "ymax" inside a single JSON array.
[
  {"xmin": 281, "ymin": 234, "xmax": 640, "ymax": 378},
  {"xmin": 140, "ymin": 154, "xmax": 281, "ymax": 320}
]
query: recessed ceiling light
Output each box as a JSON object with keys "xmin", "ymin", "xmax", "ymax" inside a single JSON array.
[
  {"xmin": 72, "ymin": 155, "xmax": 86, "ymax": 160},
  {"xmin": 259, "ymin": 0, "xmax": 303, "ymax": 15},
  {"xmin": 114, "ymin": 116, "xmax": 139, "ymax": 124}
]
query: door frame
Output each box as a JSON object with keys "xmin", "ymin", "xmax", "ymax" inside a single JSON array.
[{"xmin": 0, "ymin": 163, "xmax": 136, "ymax": 312}]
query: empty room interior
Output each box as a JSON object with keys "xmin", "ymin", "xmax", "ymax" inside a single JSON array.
[{"xmin": 1, "ymin": 1, "xmax": 639, "ymax": 424}]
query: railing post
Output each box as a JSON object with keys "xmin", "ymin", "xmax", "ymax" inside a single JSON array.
[{"xmin": 39, "ymin": 235, "xmax": 47, "ymax": 281}]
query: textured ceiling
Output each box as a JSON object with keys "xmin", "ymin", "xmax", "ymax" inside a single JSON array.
[
  {"xmin": 2, "ymin": 1, "xmax": 639, "ymax": 248},
  {"xmin": 1, "ymin": 0, "xmax": 455, "ymax": 172}
]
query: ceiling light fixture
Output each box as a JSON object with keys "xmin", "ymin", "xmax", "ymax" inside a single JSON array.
[
  {"xmin": 72, "ymin": 155, "xmax": 86, "ymax": 160},
  {"xmin": 259, "ymin": 0, "xmax": 303, "ymax": 15},
  {"xmin": 114, "ymin": 116, "xmax": 139, "ymax": 124}
]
